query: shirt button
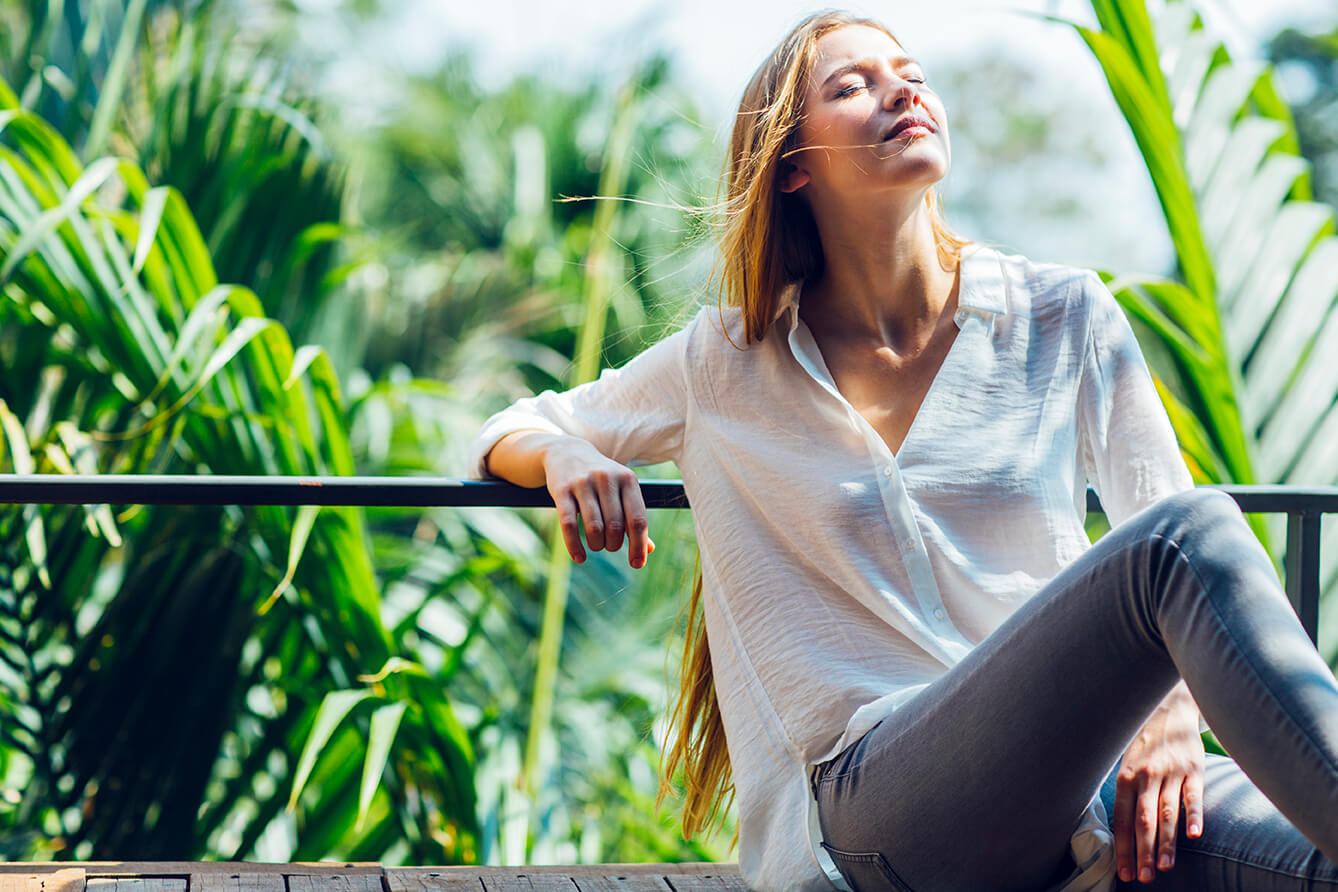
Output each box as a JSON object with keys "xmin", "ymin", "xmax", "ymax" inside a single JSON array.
[
  {"xmin": 933, "ymin": 608, "xmax": 946, "ymax": 621},
  {"xmin": 883, "ymin": 467, "xmax": 893, "ymax": 477},
  {"xmin": 954, "ymin": 310, "xmax": 969, "ymax": 324},
  {"xmin": 902, "ymin": 539, "xmax": 916, "ymax": 551}
]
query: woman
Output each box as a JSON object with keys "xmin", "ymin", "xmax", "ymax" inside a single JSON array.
[{"xmin": 468, "ymin": 11, "xmax": 1338, "ymax": 891}]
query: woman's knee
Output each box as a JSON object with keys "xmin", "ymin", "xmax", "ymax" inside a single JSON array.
[
  {"xmin": 1157, "ymin": 487, "xmax": 1239, "ymax": 525},
  {"xmin": 1149, "ymin": 488, "xmax": 1253, "ymax": 554},
  {"xmin": 1141, "ymin": 487, "xmax": 1280, "ymax": 607}
]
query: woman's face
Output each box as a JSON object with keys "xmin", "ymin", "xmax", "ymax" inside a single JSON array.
[{"xmin": 784, "ymin": 24, "xmax": 950, "ymax": 203}]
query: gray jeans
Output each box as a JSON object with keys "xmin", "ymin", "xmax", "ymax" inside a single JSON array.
[{"xmin": 813, "ymin": 488, "xmax": 1338, "ymax": 891}]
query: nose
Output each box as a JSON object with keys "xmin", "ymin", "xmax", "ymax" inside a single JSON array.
[{"xmin": 882, "ymin": 76, "xmax": 921, "ymax": 112}]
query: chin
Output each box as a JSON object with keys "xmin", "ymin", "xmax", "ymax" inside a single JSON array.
[{"xmin": 870, "ymin": 157, "xmax": 949, "ymax": 192}]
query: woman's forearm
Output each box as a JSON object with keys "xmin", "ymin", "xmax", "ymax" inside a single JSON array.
[{"xmin": 483, "ymin": 430, "xmax": 580, "ymax": 488}]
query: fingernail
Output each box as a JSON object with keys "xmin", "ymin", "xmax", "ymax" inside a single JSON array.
[
  {"xmin": 631, "ymin": 558, "xmax": 643, "ymax": 569},
  {"xmin": 1188, "ymin": 823, "xmax": 1200, "ymax": 836},
  {"xmin": 1140, "ymin": 867, "xmax": 1154, "ymax": 883},
  {"xmin": 1119, "ymin": 869, "xmax": 1132, "ymax": 882},
  {"xmin": 1159, "ymin": 855, "xmax": 1171, "ymax": 870}
]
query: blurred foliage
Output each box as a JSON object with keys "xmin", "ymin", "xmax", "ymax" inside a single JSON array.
[
  {"xmin": 349, "ymin": 53, "xmax": 715, "ymax": 388},
  {"xmin": 937, "ymin": 55, "xmax": 1163, "ymax": 273},
  {"xmin": 1268, "ymin": 25, "xmax": 1338, "ymax": 213}
]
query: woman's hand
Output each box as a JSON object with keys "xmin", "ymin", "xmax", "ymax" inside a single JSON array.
[
  {"xmin": 541, "ymin": 436, "xmax": 653, "ymax": 568},
  {"xmin": 1113, "ymin": 682, "xmax": 1205, "ymax": 884}
]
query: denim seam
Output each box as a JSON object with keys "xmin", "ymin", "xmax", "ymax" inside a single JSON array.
[
  {"xmin": 820, "ymin": 843, "xmax": 917, "ymax": 892},
  {"xmin": 1150, "ymin": 530, "xmax": 1338, "ymax": 781},
  {"xmin": 818, "ymin": 764, "xmax": 850, "ymax": 787}
]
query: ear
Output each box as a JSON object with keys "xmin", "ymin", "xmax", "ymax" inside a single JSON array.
[{"xmin": 778, "ymin": 160, "xmax": 810, "ymax": 194}]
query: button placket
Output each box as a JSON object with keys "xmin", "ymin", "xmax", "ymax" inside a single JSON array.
[{"xmin": 788, "ymin": 308, "xmax": 973, "ymax": 649}]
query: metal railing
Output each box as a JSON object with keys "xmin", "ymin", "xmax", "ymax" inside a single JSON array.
[{"xmin": 0, "ymin": 475, "xmax": 1333, "ymax": 642}]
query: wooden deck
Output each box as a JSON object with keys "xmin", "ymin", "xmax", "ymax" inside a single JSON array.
[{"xmin": 0, "ymin": 863, "xmax": 747, "ymax": 892}]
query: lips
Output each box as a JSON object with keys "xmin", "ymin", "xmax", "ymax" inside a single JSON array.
[{"xmin": 884, "ymin": 116, "xmax": 935, "ymax": 140}]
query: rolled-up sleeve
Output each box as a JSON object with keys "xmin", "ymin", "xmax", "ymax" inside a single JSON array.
[
  {"xmin": 1077, "ymin": 273, "xmax": 1193, "ymax": 527},
  {"xmin": 467, "ymin": 313, "xmax": 696, "ymax": 479}
]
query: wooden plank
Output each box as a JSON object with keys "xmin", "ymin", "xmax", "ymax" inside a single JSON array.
[
  {"xmin": 570, "ymin": 874, "xmax": 669, "ymax": 891},
  {"xmin": 382, "ymin": 873, "xmax": 481, "ymax": 892},
  {"xmin": 40, "ymin": 871, "xmax": 87, "ymax": 892},
  {"xmin": 0, "ymin": 876, "xmax": 41, "ymax": 892},
  {"xmin": 662, "ymin": 876, "xmax": 748, "ymax": 891},
  {"xmin": 86, "ymin": 880, "xmax": 187, "ymax": 892},
  {"xmin": 0, "ymin": 870, "xmax": 85, "ymax": 892},
  {"xmin": 387, "ymin": 867, "xmax": 730, "ymax": 883},
  {"xmin": 191, "ymin": 873, "xmax": 285, "ymax": 892},
  {"xmin": 386, "ymin": 866, "xmax": 741, "ymax": 892},
  {"xmin": 476, "ymin": 877, "xmax": 573, "ymax": 892},
  {"xmin": 0, "ymin": 868, "xmax": 376, "ymax": 879},
  {"xmin": 287, "ymin": 876, "xmax": 384, "ymax": 892}
]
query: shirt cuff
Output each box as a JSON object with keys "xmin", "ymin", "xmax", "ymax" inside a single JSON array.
[{"xmin": 467, "ymin": 412, "xmax": 566, "ymax": 479}]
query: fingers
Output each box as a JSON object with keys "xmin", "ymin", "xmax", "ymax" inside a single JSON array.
[
  {"xmin": 1135, "ymin": 783, "xmax": 1162, "ymax": 883},
  {"xmin": 1183, "ymin": 767, "xmax": 1204, "ymax": 839},
  {"xmin": 1117, "ymin": 770, "xmax": 1189, "ymax": 884},
  {"xmin": 555, "ymin": 490, "xmax": 587, "ymax": 564},
  {"xmin": 621, "ymin": 479, "xmax": 650, "ymax": 569},
  {"xmin": 1157, "ymin": 777, "xmax": 1183, "ymax": 873},
  {"xmin": 572, "ymin": 479, "xmax": 609, "ymax": 554},
  {"xmin": 551, "ymin": 467, "xmax": 653, "ymax": 568},
  {"xmin": 1113, "ymin": 771, "xmax": 1136, "ymax": 884},
  {"xmin": 1114, "ymin": 768, "xmax": 1164, "ymax": 884}
]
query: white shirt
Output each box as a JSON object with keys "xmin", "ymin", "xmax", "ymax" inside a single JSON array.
[{"xmin": 468, "ymin": 246, "xmax": 1192, "ymax": 891}]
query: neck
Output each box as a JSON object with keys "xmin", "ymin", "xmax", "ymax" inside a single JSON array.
[{"xmin": 799, "ymin": 192, "xmax": 959, "ymax": 349}]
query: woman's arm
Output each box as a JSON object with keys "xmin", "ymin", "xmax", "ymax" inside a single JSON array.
[
  {"xmin": 484, "ymin": 429, "xmax": 652, "ymax": 568},
  {"xmin": 467, "ymin": 312, "xmax": 698, "ymax": 480},
  {"xmin": 469, "ymin": 313, "xmax": 701, "ymax": 568}
]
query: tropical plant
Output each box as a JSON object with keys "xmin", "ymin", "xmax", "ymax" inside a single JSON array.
[
  {"xmin": 0, "ymin": 48, "xmax": 480, "ymax": 868},
  {"xmin": 0, "ymin": 0, "xmax": 733, "ymax": 863},
  {"xmin": 1067, "ymin": 0, "xmax": 1338, "ymax": 662},
  {"xmin": 0, "ymin": 0, "xmax": 352, "ymax": 346}
]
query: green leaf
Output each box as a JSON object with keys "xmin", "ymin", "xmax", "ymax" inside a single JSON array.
[
  {"xmin": 132, "ymin": 186, "xmax": 170, "ymax": 274},
  {"xmin": 85, "ymin": 0, "xmax": 149, "ymax": 158},
  {"xmin": 357, "ymin": 701, "xmax": 408, "ymax": 831},
  {"xmin": 288, "ymin": 689, "xmax": 373, "ymax": 812},
  {"xmin": 258, "ymin": 504, "xmax": 320, "ymax": 615},
  {"xmin": 0, "ymin": 155, "xmax": 121, "ymax": 285},
  {"xmin": 0, "ymin": 400, "xmax": 48, "ymax": 589}
]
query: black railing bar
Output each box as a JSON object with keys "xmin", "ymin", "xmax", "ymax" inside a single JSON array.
[
  {"xmin": 0, "ymin": 475, "xmax": 692, "ymax": 508},
  {"xmin": 1285, "ymin": 511, "xmax": 1324, "ymax": 645},
  {"xmin": 2, "ymin": 475, "xmax": 1338, "ymax": 513},
  {"xmin": 1084, "ymin": 486, "xmax": 1338, "ymax": 514}
]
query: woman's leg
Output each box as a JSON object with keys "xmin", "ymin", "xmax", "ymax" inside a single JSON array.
[
  {"xmin": 814, "ymin": 488, "xmax": 1338, "ymax": 892},
  {"xmin": 1099, "ymin": 755, "xmax": 1338, "ymax": 891}
]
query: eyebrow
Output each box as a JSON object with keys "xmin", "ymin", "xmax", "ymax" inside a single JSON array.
[{"xmin": 820, "ymin": 55, "xmax": 922, "ymax": 88}]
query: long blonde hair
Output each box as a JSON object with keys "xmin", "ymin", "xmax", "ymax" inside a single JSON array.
[{"xmin": 658, "ymin": 10, "xmax": 970, "ymax": 841}]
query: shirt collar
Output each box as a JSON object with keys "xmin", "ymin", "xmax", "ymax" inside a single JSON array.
[
  {"xmin": 955, "ymin": 244, "xmax": 1008, "ymax": 319},
  {"xmin": 770, "ymin": 244, "xmax": 1007, "ymax": 334}
]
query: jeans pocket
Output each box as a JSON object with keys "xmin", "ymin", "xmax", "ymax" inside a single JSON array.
[{"xmin": 820, "ymin": 843, "xmax": 915, "ymax": 892}]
